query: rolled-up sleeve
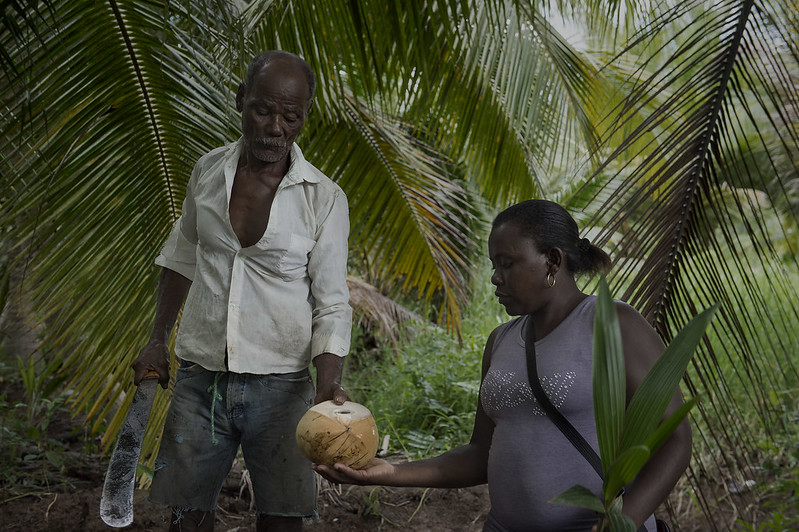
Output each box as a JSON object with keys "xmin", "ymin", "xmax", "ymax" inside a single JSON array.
[
  {"xmin": 308, "ymin": 188, "xmax": 352, "ymax": 359},
  {"xmin": 155, "ymin": 168, "xmax": 199, "ymax": 281}
]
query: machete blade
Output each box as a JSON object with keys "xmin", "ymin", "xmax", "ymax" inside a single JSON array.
[{"xmin": 100, "ymin": 377, "xmax": 159, "ymax": 527}]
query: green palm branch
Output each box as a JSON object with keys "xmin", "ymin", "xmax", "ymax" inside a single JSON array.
[
  {"xmin": 1, "ymin": 2, "xmax": 797, "ymax": 528},
  {"xmin": 568, "ymin": 0, "xmax": 799, "ymax": 523}
]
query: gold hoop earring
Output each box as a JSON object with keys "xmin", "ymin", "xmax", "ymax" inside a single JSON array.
[{"xmin": 546, "ymin": 272, "xmax": 556, "ymax": 288}]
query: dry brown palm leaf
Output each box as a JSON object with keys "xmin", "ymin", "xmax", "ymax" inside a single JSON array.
[{"xmin": 347, "ymin": 276, "xmax": 430, "ymax": 342}]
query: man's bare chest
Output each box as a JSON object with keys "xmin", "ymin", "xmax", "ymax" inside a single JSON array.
[{"xmin": 228, "ymin": 176, "xmax": 280, "ymax": 248}]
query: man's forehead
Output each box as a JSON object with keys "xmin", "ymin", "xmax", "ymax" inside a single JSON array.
[{"xmin": 249, "ymin": 62, "xmax": 310, "ymax": 96}]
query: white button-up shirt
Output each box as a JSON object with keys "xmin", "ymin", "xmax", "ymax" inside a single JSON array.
[{"xmin": 156, "ymin": 139, "xmax": 352, "ymax": 374}]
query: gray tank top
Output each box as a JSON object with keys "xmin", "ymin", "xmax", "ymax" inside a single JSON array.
[{"xmin": 480, "ymin": 296, "xmax": 655, "ymax": 531}]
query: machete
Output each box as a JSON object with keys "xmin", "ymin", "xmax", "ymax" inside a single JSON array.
[{"xmin": 100, "ymin": 371, "xmax": 160, "ymax": 528}]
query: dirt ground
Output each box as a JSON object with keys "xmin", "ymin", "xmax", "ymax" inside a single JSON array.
[
  {"xmin": 0, "ymin": 384, "xmax": 786, "ymax": 532},
  {"xmin": 0, "ymin": 453, "xmax": 490, "ymax": 532}
]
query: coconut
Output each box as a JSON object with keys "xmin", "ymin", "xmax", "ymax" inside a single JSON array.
[{"xmin": 295, "ymin": 400, "xmax": 378, "ymax": 469}]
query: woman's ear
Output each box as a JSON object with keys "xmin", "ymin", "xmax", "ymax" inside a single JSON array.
[{"xmin": 545, "ymin": 247, "xmax": 564, "ymax": 272}]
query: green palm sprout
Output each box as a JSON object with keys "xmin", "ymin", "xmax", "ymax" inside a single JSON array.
[{"xmin": 552, "ymin": 277, "xmax": 717, "ymax": 531}]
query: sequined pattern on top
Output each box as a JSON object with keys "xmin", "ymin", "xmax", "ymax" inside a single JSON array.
[{"xmin": 480, "ymin": 370, "xmax": 576, "ymax": 415}]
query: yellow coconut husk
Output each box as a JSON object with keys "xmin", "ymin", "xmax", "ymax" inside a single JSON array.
[{"xmin": 295, "ymin": 400, "xmax": 378, "ymax": 469}]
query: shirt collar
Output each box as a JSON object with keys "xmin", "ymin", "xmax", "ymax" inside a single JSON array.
[{"xmin": 285, "ymin": 143, "xmax": 321, "ymax": 185}]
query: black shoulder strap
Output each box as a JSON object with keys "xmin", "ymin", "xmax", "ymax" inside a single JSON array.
[{"xmin": 524, "ymin": 316, "xmax": 604, "ymax": 479}]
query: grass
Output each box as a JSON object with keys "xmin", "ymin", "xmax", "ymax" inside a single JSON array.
[
  {"xmin": 344, "ymin": 268, "xmax": 505, "ymax": 459},
  {"xmin": 0, "ymin": 354, "xmax": 99, "ymax": 501}
]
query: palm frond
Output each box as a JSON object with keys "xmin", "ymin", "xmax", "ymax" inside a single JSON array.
[
  {"xmin": 347, "ymin": 276, "xmax": 429, "ymax": 341},
  {"xmin": 578, "ymin": 0, "xmax": 799, "ymax": 524},
  {"xmin": 305, "ymin": 93, "xmax": 481, "ymax": 328},
  {"xmin": 1, "ymin": 0, "xmax": 243, "ymax": 456}
]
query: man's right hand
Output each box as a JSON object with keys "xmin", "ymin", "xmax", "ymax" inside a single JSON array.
[{"xmin": 131, "ymin": 340, "xmax": 171, "ymax": 389}]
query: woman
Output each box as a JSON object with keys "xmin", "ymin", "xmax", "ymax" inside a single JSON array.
[{"xmin": 315, "ymin": 200, "xmax": 692, "ymax": 531}]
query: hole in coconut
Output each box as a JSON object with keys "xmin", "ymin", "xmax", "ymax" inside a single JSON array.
[{"xmin": 334, "ymin": 409, "xmax": 352, "ymax": 415}]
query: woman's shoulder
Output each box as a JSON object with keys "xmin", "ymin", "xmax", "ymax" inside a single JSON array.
[
  {"xmin": 490, "ymin": 316, "xmax": 525, "ymax": 343},
  {"xmin": 611, "ymin": 300, "xmax": 665, "ymax": 359},
  {"xmin": 612, "ymin": 299, "xmax": 652, "ymax": 330}
]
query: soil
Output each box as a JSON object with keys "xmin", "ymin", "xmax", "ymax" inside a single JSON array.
[
  {"xmin": 0, "ymin": 451, "xmax": 489, "ymax": 532},
  {"xmin": 0, "ymin": 382, "xmax": 787, "ymax": 532}
]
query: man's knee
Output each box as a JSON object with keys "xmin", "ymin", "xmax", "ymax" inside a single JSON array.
[{"xmin": 169, "ymin": 508, "xmax": 215, "ymax": 532}]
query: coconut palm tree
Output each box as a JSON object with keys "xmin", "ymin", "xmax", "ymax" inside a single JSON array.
[
  {"xmin": 2, "ymin": 0, "xmax": 797, "ymax": 528},
  {"xmin": 576, "ymin": 1, "xmax": 799, "ymax": 525}
]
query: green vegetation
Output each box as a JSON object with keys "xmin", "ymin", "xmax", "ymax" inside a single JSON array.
[
  {"xmin": 345, "ymin": 268, "xmax": 504, "ymax": 459},
  {"xmin": 0, "ymin": 354, "xmax": 99, "ymax": 500}
]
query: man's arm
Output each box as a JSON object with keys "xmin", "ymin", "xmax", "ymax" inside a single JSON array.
[
  {"xmin": 131, "ymin": 268, "xmax": 192, "ymax": 388},
  {"xmin": 132, "ymin": 162, "xmax": 199, "ymax": 388},
  {"xmin": 308, "ymin": 188, "xmax": 352, "ymax": 403},
  {"xmin": 312, "ymin": 352, "xmax": 348, "ymax": 404}
]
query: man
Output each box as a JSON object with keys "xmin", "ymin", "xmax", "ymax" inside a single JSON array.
[{"xmin": 132, "ymin": 51, "xmax": 352, "ymax": 532}]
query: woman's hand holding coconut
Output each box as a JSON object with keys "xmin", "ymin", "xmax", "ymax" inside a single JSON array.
[{"xmin": 313, "ymin": 458, "xmax": 394, "ymax": 485}]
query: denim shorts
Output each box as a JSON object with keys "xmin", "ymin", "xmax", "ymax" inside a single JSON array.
[{"xmin": 149, "ymin": 361, "xmax": 316, "ymax": 517}]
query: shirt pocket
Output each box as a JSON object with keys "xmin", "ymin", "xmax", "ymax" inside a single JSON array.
[
  {"xmin": 253, "ymin": 232, "xmax": 316, "ymax": 281},
  {"xmin": 272, "ymin": 232, "xmax": 315, "ymax": 281}
]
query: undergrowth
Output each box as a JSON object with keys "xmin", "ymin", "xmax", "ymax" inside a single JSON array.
[
  {"xmin": 0, "ymin": 352, "xmax": 99, "ymax": 501},
  {"xmin": 344, "ymin": 270, "xmax": 505, "ymax": 459}
]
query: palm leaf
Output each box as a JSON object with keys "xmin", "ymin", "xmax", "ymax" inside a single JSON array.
[
  {"xmin": 603, "ymin": 445, "xmax": 650, "ymax": 505},
  {"xmin": 605, "ymin": 504, "xmax": 637, "ymax": 532},
  {"xmin": 304, "ymin": 95, "xmax": 480, "ymax": 329},
  {"xmin": 592, "ymin": 277, "xmax": 627, "ymax": 475},
  {"xmin": 619, "ymin": 304, "xmax": 717, "ymax": 452},
  {"xmin": 579, "ymin": 0, "xmax": 799, "ymax": 523},
  {"xmin": 550, "ymin": 484, "xmax": 606, "ymax": 513},
  {"xmin": 591, "ymin": 276, "xmax": 709, "ymax": 509}
]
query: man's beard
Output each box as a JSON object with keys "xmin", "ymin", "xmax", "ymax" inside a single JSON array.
[{"xmin": 248, "ymin": 136, "xmax": 289, "ymax": 163}]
